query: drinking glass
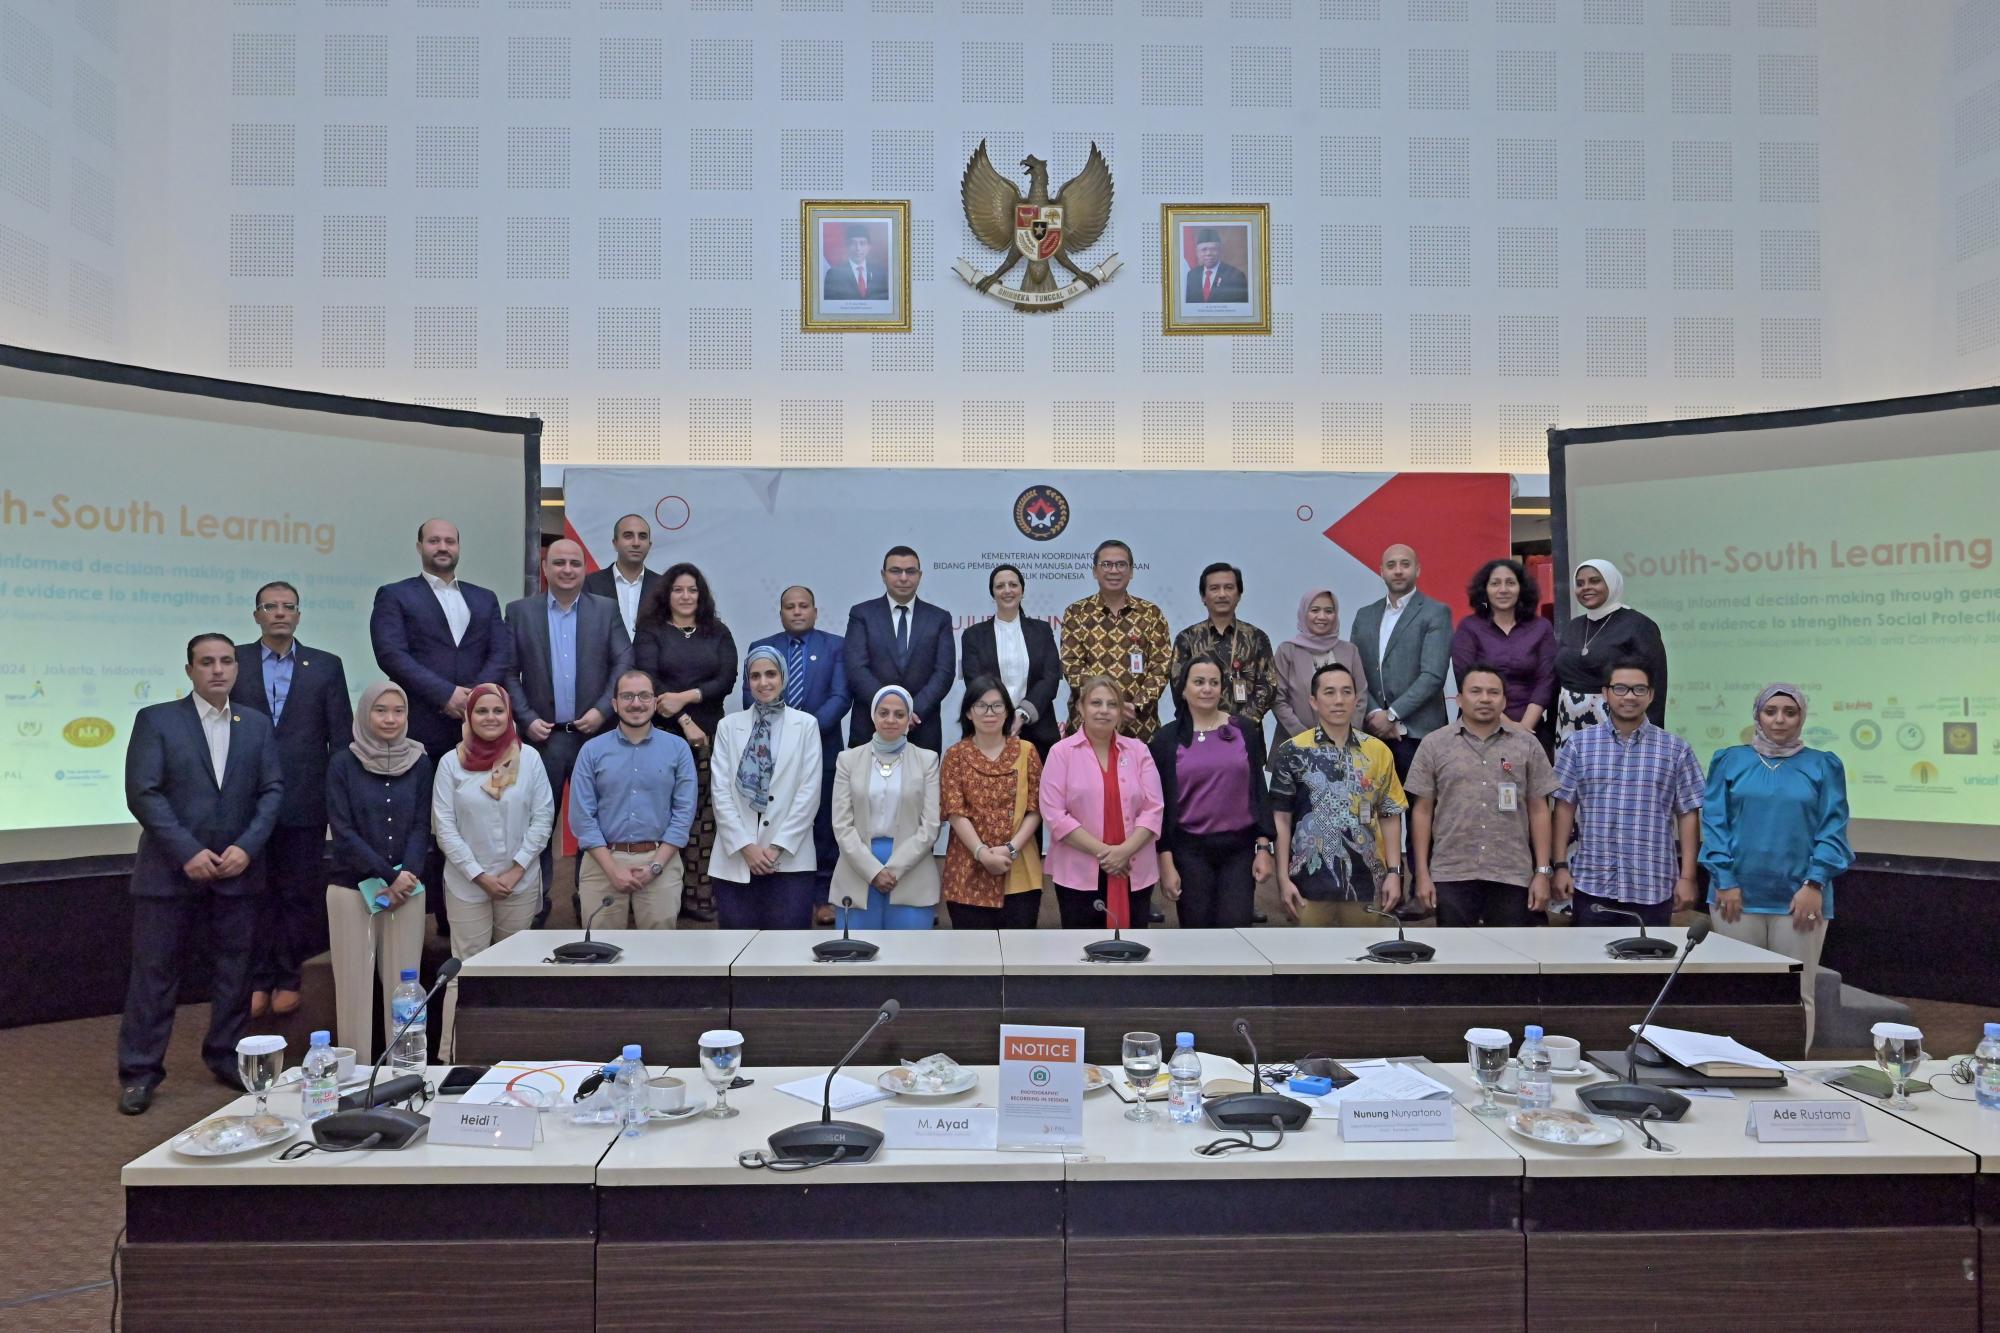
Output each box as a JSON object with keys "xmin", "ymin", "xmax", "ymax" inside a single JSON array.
[
  {"xmin": 1467, "ymin": 1038, "xmax": 1511, "ymax": 1117},
  {"xmin": 1121, "ymin": 1032, "xmax": 1163, "ymax": 1123},
  {"xmin": 235, "ymin": 1035, "xmax": 285, "ymax": 1121},
  {"xmin": 1873, "ymin": 1030, "xmax": 1926, "ymax": 1112},
  {"xmin": 699, "ymin": 1029, "xmax": 745, "ymax": 1119}
]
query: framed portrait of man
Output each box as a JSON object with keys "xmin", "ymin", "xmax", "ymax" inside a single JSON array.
[
  {"xmin": 801, "ymin": 200, "xmax": 912, "ymax": 332},
  {"xmin": 1160, "ymin": 203, "xmax": 1270, "ymax": 335}
]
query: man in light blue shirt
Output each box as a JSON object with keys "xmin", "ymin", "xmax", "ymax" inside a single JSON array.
[{"xmin": 571, "ymin": 668, "xmax": 699, "ymax": 929}]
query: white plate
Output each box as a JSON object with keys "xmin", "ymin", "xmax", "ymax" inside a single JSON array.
[
  {"xmin": 1504, "ymin": 1107, "xmax": 1623, "ymax": 1148},
  {"xmin": 171, "ymin": 1113, "xmax": 302, "ymax": 1158},
  {"xmin": 877, "ymin": 1067, "xmax": 978, "ymax": 1098},
  {"xmin": 644, "ymin": 1103, "xmax": 708, "ymax": 1124},
  {"xmin": 1083, "ymin": 1064, "xmax": 1110, "ymax": 1093}
]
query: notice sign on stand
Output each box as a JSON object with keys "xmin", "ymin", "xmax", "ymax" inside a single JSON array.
[{"xmin": 996, "ymin": 1024, "xmax": 1086, "ymax": 1150}]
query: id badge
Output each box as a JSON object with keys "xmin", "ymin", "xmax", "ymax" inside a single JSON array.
[
  {"xmin": 1497, "ymin": 782, "xmax": 1519, "ymax": 813},
  {"xmin": 1128, "ymin": 650, "xmax": 1144, "ymax": 674},
  {"xmin": 1232, "ymin": 678, "xmax": 1248, "ymax": 703}
]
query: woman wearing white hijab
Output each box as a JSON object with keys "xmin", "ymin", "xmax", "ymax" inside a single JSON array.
[
  {"xmin": 710, "ymin": 645, "xmax": 823, "ymax": 928},
  {"xmin": 1700, "ymin": 684, "xmax": 1852, "ymax": 1052},
  {"xmin": 829, "ymin": 685, "xmax": 942, "ymax": 929},
  {"xmin": 1552, "ymin": 558, "xmax": 1669, "ymax": 743}
]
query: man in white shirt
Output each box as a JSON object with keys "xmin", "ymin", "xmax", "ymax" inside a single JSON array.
[{"xmin": 583, "ymin": 513, "xmax": 661, "ymax": 639}]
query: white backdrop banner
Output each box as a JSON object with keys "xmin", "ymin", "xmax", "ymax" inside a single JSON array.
[{"xmin": 561, "ymin": 468, "xmax": 1510, "ymax": 728}]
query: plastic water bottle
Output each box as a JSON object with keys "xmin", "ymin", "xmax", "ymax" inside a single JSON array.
[
  {"xmin": 1976, "ymin": 1023, "xmax": 2000, "ymax": 1112},
  {"xmin": 389, "ymin": 968, "xmax": 427, "ymax": 1079},
  {"xmin": 1517, "ymin": 1025, "xmax": 1554, "ymax": 1112},
  {"xmin": 300, "ymin": 1030, "xmax": 340, "ymax": 1123},
  {"xmin": 615, "ymin": 1044, "xmax": 648, "ymax": 1137},
  {"xmin": 1168, "ymin": 1031, "xmax": 1204, "ymax": 1125}
]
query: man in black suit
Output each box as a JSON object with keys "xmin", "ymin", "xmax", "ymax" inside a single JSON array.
[
  {"xmin": 843, "ymin": 545, "xmax": 956, "ymax": 752},
  {"xmin": 230, "ymin": 579, "xmax": 351, "ymax": 1019},
  {"xmin": 118, "ymin": 634, "xmax": 285, "ymax": 1115},
  {"xmin": 1184, "ymin": 228, "xmax": 1249, "ymax": 304},
  {"xmin": 582, "ymin": 512, "xmax": 661, "ymax": 641},
  {"xmin": 822, "ymin": 226, "xmax": 888, "ymax": 301},
  {"xmin": 506, "ymin": 538, "xmax": 632, "ymax": 920}
]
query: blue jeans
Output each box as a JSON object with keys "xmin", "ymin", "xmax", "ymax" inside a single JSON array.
[{"xmin": 835, "ymin": 886, "xmax": 936, "ymax": 931}]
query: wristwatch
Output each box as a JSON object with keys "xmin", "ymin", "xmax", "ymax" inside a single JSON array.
[
  {"xmin": 1254, "ymin": 839, "xmax": 1277, "ymax": 855},
  {"xmin": 1534, "ymin": 864, "xmax": 1555, "ymax": 875},
  {"xmin": 1550, "ymin": 860, "xmax": 1568, "ymax": 870},
  {"xmin": 646, "ymin": 861, "xmax": 664, "ymax": 879}
]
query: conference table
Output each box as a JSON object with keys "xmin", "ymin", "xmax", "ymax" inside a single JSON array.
[
  {"xmin": 450, "ymin": 924, "xmax": 1807, "ymax": 1069},
  {"xmin": 122, "ymin": 1052, "xmax": 1997, "ymax": 1332}
]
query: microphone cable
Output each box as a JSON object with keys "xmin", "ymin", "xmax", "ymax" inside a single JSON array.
[
  {"xmin": 737, "ymin": 1145, "xmax": 850, "ymax": 1172},
  {"xmin": 1194, "ymin": 1114, "xmax": 1289, "ymax": 1158}
]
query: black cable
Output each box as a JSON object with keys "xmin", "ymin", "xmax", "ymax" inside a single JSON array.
[
  {"xmin": 737, "ymin": 1145, "xmax": 849, "ymax": 1172},
  {"xmin": 108, "ymin": 1224, "xmax": 124, "ymax": 1332},
  {"xmin": 278, "ymin": 1132, "xmax": 384, "ymax": 1160},
  {"xmin": 1194, "ymin": 1114, "xmax": 1289, "ymax": 1157}
]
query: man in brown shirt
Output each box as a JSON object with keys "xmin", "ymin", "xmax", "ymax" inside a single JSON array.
[
  {"xmin": 1405, "ymin": 663, "xmax": 1555, "ymax": 927},
  {"xmin": 1058, "ymin": 538, "xmax": 1172, "ymax": 740}
]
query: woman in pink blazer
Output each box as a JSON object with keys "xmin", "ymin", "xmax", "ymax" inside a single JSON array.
[{"xmin": 1040, "ymin": 675, "xmax": 1165, "ymax": 930}]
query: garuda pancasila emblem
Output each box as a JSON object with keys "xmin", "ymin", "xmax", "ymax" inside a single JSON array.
[{"xmin": 952, "ymin": 141, "xmax": 1122, "ymax": 312}]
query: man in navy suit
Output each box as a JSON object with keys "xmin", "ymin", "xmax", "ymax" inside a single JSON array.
[
  {"xmin": 743, "ymin": 585, "xmax": 850, "ymax": 905},
  {"xmin": 582, "ymin": 512, "xmax": 662, "ymax": 641},
  {"xmin": 505, "ymin": 538, "xmax": 631, "ymax": 919},
  {"xmin": 844, "ymin": 545, "xmax": 955, "ymax": 753},
  {"xmin": 370, "ymin": 518, "xmax": 511, "ymax": 927},
  {"xmin": 231, "ymin": 580, "xmax": 351, "ymax": 1019},
  {"xmin": 118, "ymin": 634, "xmax": 285, "ymax": 1115}
]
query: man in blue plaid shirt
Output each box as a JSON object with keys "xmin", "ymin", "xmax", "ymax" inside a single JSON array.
[{"xmin": 1550, "ymin": 658, "xmax": 1703, "ymax": 927}]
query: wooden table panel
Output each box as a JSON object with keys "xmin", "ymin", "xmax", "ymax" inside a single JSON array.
[
  {"xmin": 1069, "ymin": 1232, "xmax": 1522, "ymax": 1331},
  {"xmin": 1984, "ymin": 1226, "xmax": 2000, "ymax": 1333},
  {"xmin": 450, "ymin": 1004, "xmax": 729, "ymax": 1065},
  {"xmin": 597, "ymin": 1236, "xmax": 1063, "ymax": 1332},
  {"xmin": 120, "ymin": 1239, "xmax": 594, "ymax": 1333},
  {"xmin": 1269, "ymin": 1004, "xmax": 1541, "ymax": 1063},
  {"xmin": 1004, "ymin": 1006, "xmax": 1270, "ymax": 1066},
  {"xmin": 732, "ymin": 1005, "xmax": 1001, "ymax": 1065},
  {"xmin": 1526, "ymin": 1229, "xmax": 1979, "ymax": 1332},
  {"xmin": 1544, "ymin": 1002, "xmax": 1806, "ymax": 1061}
]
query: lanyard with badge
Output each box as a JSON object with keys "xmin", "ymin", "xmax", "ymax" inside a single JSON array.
[{"xmin": 1459, "ymin": 732, "xmax": 1520, "ymax": 812}]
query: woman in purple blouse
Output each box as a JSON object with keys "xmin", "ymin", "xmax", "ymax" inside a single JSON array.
[
  {"xmin": 1450, "ymin": 559, "xmax": 1556, "ymax": 742},
  {"xmin": 1148, "ymin": 654, "xmax": 1276, "ymax": 929}
]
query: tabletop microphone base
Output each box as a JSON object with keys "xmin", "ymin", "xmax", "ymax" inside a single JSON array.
[
  {"xmin": 767, "ymin": 1118, "xmax": 884, "ymax": 1164},
  {"xmin": 1577, "ymin": 1081, "xmax": 1691, "ymax": 1122},
  {"xmin": 1606, "ymin": 935, "xmax": 1679, "ymax": 960},
  {"xmin": 813, "ymin": 937, "xmax": 880, "ymax": 962},
  {"xmin": 1366, "ymin": 938, "xmax": 1435, "ymax": 963},
  {"xmin": 1083, "ymin": 937, "xmax": 1150, "ymax": 962},
  {"xmin": 1205, "ymin": 1091, "xmax": 1312, "ymax": 1131},
  {"xmin": 552, "ymin": 940, "xmax": 623, "ymax": 963},
  {"xmin": 312, "ymin": 1106, "xmax": 430, "ymax": 1150}
]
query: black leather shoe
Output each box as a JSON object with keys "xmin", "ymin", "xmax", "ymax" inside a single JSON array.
[
  {"xmin": 1252, "ymin": 911, "xmax": 1269, "ymax": 924},
  {"xmin": 119, "ymin": 1084, "xmax": 153, "ymax": 1116},
  {"xmin": 1147, "ymin": 908, "xmax": 1166, "ymax": 924},
  {"xmin": 212, "ymin": 1069, "xmax": 245, "ymax": 1092}
]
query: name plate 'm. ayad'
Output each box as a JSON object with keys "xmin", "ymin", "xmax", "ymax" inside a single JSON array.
[{"xmin": 882, "ymin": 1107, "xmax": 999, "ymax": 1151}]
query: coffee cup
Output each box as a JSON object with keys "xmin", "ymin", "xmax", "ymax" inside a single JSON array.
[
  {"xmin": 1543, "ymin": 1035, "xmax": 1581, "ymax": 1070},
  {"xmin": 330, "ymin": 1047, "xmax": 359, "ymax": 1081},
  {"xmin": 646, "ymin": 1075, "xmax": 688, "ymax": 1113}
]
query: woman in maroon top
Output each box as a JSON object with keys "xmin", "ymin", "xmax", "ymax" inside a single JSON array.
[
  {"xmin": 1450, "ymin": 559, "xmax": 1555, "ymax": 745},
  {"xmin": 1148, "ymin": 655, "xmax": 1276, "ymax": 929}
]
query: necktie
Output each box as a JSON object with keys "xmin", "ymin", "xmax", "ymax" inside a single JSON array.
[
  {"xmin": 785, "ymin": 638, "xmax": 806, "ymax": 707},
  {"xmin": 895, "ymin": 605, "xmax": 909, "ymax": 658},
  {"xmin": 858, "ymin": 265, "xmax": 867, "ymax": 298},
  {"xmin": 1203, "ymin": 268, "xmax": 1214, "ymax": 301}
]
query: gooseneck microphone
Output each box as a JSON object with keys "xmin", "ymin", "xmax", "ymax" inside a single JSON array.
[
  {"xmin": 312, "ymin": 957, "xmax": 462, "ymax": 1150},
  {"xmin": 1599, "ymin": 905, "xmax": 1680, "ymax": 960},
  {"xmin": 553, "ymin": 894, "xmax": 623, "ymax": 963},
  {"xmin": 1203, "ymin": 1017, "xmax": 1311, "ymax": 1130},
  {"xmin": 1579, "ymin": 915, "xmax": 1711, "ymax": 1122},
  {"xmin": 767, "ymin": 998, "xmax": 900, "ymax": 1163},
  {"xmin": 814, "ymin": 895, "xmax": 881, "ymax": 962},
  {"xmin": 1363, "ymin": 904, "xmax": 1436, "ymax": 963},
  {"xmin": 1082, "ymin": 896, "xmax": 1150, "ymax": 962}
]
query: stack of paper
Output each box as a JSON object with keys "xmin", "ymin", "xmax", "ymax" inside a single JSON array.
[
  {"xmin": 775, "ymin": 1072, "xmax": 894, "ymax": 1111},
  {"xmin": 1635, "ymin": 1025, "xmax": 1787, "ymax": 1075},
  {"xmin": 1285, "ymin": 1060, "xmax": 1454, "ymax": 1119}
]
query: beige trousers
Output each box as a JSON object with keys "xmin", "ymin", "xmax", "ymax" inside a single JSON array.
[
  {"xmin": 579, "ymin": 848, "xmax": 684, "ymax": 930},
  {"xmin": 1710, "ymin": 908, "xmax": 1827, "ymax": 1054},
  {"xmin": 325, "ymin": 885, "xmax": 427, "ymax": 1065},
  {"xmin": 1297, "ymin": 898, "xmax": 1383, "ymax": 928}
]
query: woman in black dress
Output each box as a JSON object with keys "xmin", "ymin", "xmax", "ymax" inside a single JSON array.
[
  {"xmin": 1552, "ymin": 558, "xmax": 1667, "ymax": 743},
  {"xmin": 633, "ymin": 562, "xmax": 738, "ymax": 920}
]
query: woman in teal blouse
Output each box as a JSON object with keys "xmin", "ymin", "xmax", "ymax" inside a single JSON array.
[{"xmin": 1699, "ymin": 683, "xmax": 1852, "ymax": 1053}]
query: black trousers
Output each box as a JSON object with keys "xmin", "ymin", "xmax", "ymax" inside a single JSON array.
[
  {"xmin": 1170, "ymin": 829, "xmax": 1258, "ymax": 929},
  {"xmin": 1573, "ymin": 888, "xmax": 1671, "ymax": 927},
  {"xmin": 252, "ymin": 825, "xmax": 327, "ymax": 992},
  {"xmin": 530, "ymin": 728, "xmax": 585, "ymax": 929},
  {"xmin": 1433, "ymin": 877, "xmax": 1535, "ymax": 928},
  {"xmin": 945, "ymin": 891, "xmax": 1044, "ymax": 931},
  {"xmin": 119, "ymin": 893, "xmax": 257, "ymax": 1089},
  {"xmin": 1055, "ymin": 876, "xmax": 1152, "ymax": 930}
]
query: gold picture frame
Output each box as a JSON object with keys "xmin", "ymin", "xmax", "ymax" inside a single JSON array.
[
  {"xmin": 1160, "ymin": 203, "xmax": 1271, "ymax": 335},
  {"xmin": 800, "ymin": 200, "xmax": 912, "ymax": 332}
]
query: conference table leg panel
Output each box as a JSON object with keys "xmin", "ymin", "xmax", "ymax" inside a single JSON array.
[
  {"xmin": 1525, "ymin": 1229, "xmax": 1979, "ymax": 1332},
  {"xmin": 1005, "ymin": 1008, "xmax": 1268, "ymax": 1066},
  {"xmin": 1269, "ymin": 1006, "xmax": 1540, "ymax": 1064},
  {"xmin": 1553, "ymin": 1004, "xmax": 1806, "ymax": 1061},
  {"xmin": 727, "ymin": 1008, "xmax": 1002, "ymax": 1066},
  {"xmin": 450, "ymin": 1006, "xmax": 731, "ymax": 1066},
  {"xmin": 119, "ymin": 1239, "xmax": 595, "ymax": 1333},
  {"xmin": 1066, "ymin": 1232, "xmax": 1523, "ymax": 1331},
  {"xmin": 1985, "ymin": 1226, "xmax": 2000, "ymax": 1333},
  {"xmin": 595, "ymin": 1236, "xmax": 1064, "ymax": 1332}
]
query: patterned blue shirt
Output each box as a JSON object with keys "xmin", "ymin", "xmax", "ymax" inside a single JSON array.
[
  {"xmin": 260, "ymin": 643, "xmax": 296, "ymax": 725},
  {"xmin": 1552, "ymin": 720, "xmax": 1704, "ymax": 905}
]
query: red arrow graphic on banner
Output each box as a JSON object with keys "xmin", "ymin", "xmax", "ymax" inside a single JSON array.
[{"xmin": 1323, "ymin": 473, "xmax": 1513, "ymax": 607}]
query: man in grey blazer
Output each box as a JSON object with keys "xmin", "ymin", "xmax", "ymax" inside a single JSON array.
[
  {"xmin": 505, "ymin": 538, "xmax": 633, "ymax": 917},
  {"xmin": 1348, "ymin": 543, "xmax": 1454, "ymax": 782}
]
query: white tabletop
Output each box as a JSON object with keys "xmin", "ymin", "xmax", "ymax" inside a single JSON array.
[
  {"xmin": 730, "ymin": 928, "xmax": 1004, "ymax": 977},
  {"xmin": 121, "ymin": 1067, "xmax": 617, "ymax": 1187},
  {"xmin": 1470, "ymin": 926, "xmax": 1798, "ymax": 975},
  {"xmin": 597, "ymin": 1065, "xmax": 1066, "ymax": 1186},
  {"xmin": 1436, "ymin": 1061, "xmax": 1974, "ymax": 1177},
  {"xmin": 998, "ymin": 928, "xmax": 1274, "ymax": 976},
  {"xmin": 453, "ymin": 929, "xmax": 759, "ymax": 978},
  {"xmin": 1801, "ymin": 1059, "xmax": 2000, "ymax": 1173},
  {"xmin": 1239, "ymin": 927, "xmax": 1541, "ymax": 976}
]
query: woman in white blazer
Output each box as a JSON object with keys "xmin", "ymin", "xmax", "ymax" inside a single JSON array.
[
  {"xmin": 830, "ymin": 685, "xmax": 942, "ymax": 929},
  {"xmin": 710, "ymin": 646, "xmax": 824, "ymax": 929}
]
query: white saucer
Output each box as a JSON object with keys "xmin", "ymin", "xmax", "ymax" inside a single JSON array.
[{"xmin": 644, "ymin": 1102, "xmax": 707, "ymax": 1124}]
